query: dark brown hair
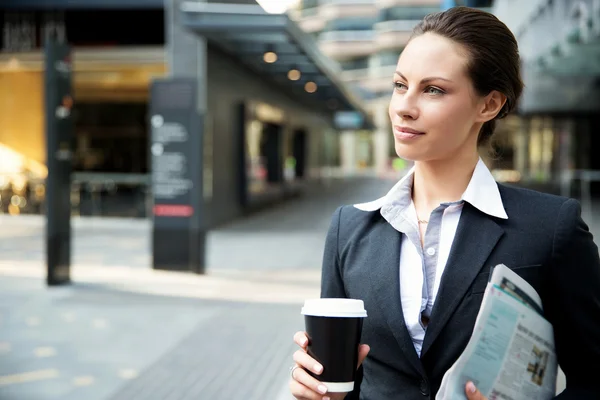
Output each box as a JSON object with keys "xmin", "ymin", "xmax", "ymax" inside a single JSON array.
[{"xmin": 411, "ymin": 6, "xmax": 524, "ymax": 146}]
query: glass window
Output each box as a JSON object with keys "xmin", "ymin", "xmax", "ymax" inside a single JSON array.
[
  {"xmin": 339, "ymin": 57, "xmax": 370, "ymax": 71},
  {"xmin": 378, "ymin": 6, "xmax": 439, "ymax": 22},
  {"xmin": 244, "ymin": 102, "xmax": 287, "ymax": 199},
  {"xmin": 457, "ymin": 0, "xmax": 493, "ymax": 7},
  {"xmin": 351, "ymin": 85, "xmax": 377, "ymax": 101},
  {"xmin": 246, "ymin": 120, "xmax": 268, "ymax": 195},
  {"xmin": 324, "ymin": 16, "xmax": 377, "ymax": 31},
  {"xmin": 376, "ymin": 49, "xmax": 402, "ymax": 67}
]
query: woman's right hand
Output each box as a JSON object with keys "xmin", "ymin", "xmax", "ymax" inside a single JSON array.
[{"xmin": 289, "ymin": 331, "xmax": 370, "ymax": 400}]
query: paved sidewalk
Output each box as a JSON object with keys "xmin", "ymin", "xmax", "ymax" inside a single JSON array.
[
  {"xmin": 0, "ymin": 177, "xmax": 394, "ymax": 272},
  {"xmin": 0, "ymin": 177, "xmax": 594, "ymax": 399},
  {"xmin": 0, "ymin": 177, "xmax": 395, "ymax": 400},
  {"xmin": 0, "ymin": 272, "xmax": 307, "ymax": 400}
]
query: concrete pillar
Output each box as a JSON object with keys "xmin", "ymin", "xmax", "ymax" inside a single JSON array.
[
  {"xmin": 165, "ymin": 0, "xmax": 207, "ymax": 114},
  {"xmin": 152, "ymin": 0, "xmax": 207, "ymax": 273},
  {"xmin": 340, "ymin": 130, "xmax": 357, "ymax": 175}
]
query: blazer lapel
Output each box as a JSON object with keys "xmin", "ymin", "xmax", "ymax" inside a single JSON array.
[
  {"xmin": 368, "ymin": 219, "xmax": 425, "ymax": 376},
  {"xmin": 421, "ymin": 203, "xmax": 504, "ymax": 357}
]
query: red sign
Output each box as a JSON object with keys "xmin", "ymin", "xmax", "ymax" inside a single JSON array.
[{"xmin": 153, "ymin": 205, "xmax": 193, "ymax": 217}]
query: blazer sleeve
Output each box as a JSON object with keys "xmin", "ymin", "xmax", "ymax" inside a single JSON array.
[
  {"xmin": 547, "ymin": 199, "xmax": 600, "ymax": 399},
  {"xmin": 319, "ymin": 206, "xmax": 363, "ymax": 400},
  {"xmin": 320, "ymin": 206, "xmax": 347, "ymax": 299}
]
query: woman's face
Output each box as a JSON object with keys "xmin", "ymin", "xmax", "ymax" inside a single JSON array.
[{"xmin": 389, "ymin": 32, "xmax": 486, "ymax": 162}]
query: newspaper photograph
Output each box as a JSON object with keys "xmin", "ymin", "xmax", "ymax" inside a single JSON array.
[{"xmin": 436, "ymin": 264, "xmax": 558, "ymax": 400}]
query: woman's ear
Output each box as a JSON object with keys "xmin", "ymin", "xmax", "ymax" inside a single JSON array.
[{"xmin": 478, "ymin": 90, "xmax": 507, "ymax": 123}]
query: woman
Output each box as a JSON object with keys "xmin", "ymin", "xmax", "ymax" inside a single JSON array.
[{"xmin": 289, "ymin": 6, "xmax": 600, "ymax": 400}]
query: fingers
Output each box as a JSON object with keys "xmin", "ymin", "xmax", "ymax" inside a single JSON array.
[
  {"xmin": 294, "ymin": 331, "xmax": 309, "ymax": 348},
  {"xmin": 289, "ymin": 379, "xmax": 331, "ymax": 400},
  {"xmin": 293, "ymin": 350, "xmax": 323, "ymax": 375},
  {"xmin": 465, "ymin": 381, "xmax": 487, "ymax": 400},
  {"xmin": 291, "ymin": 332, "xmax": 327, "ymax": 399},
  {"xmin": 290, "ymin": 332, "xmax": 366, "ymax": 400},
  {"xmin": 357, "ymin": 344, "xmax": 370, "ymax": 368},
  {"xmin": 290, "ymin": 366, "xmax": 329, "ymax": 397}
]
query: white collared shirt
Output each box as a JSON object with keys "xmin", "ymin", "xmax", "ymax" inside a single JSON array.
[{"xmin": 354, "ymin": 159, "xmax": 507, "ymax": 356}]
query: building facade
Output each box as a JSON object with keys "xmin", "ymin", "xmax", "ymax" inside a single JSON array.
[
  {"xmin": 492, "ymin": 0, "xmax": 600, "ymax": 203},
  {"xmin": 0, "ymin": 0, "xmax": 371, "ymax": 227}
]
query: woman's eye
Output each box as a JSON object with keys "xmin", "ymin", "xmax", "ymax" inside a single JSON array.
[
  {"xmin": 393, "ymin": 82, "xmax": 407, "ymax": 91},
  {"xmin": 425, "ymin": 86, "xmax": 444, "ymax": 95}
]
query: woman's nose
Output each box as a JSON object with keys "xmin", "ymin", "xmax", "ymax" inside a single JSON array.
[{"xmin": 390, "ymin": 94, "xmax": 418, "ymax": 120}]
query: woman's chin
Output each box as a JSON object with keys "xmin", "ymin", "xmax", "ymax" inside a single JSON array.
[{"xmin": 394, "ymin": 143, "xmax": 424, "ymax": 162}]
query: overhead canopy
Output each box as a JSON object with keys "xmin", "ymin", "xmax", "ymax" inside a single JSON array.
[
  {"xmin": 180, "ymin": 2, "xmax": 374, "ymax": 129},
  {"xmin": 1, "ymin": 0, "xmax": 163, "ymax": 8}
]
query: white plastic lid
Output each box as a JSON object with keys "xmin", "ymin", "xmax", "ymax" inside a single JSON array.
[{"xmin": 301, "ymin": 298, "xmax": 367, "ymax": 318}]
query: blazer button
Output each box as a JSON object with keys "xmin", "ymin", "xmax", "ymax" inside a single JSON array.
[{"xmin": 420, "ymin": 379, "xmax": 430, "ymax": 396}]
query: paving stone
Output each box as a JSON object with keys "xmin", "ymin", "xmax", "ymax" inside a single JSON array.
[{"xmin": 108, "ymin": 302, "xmax": 302, "ymax": 400}]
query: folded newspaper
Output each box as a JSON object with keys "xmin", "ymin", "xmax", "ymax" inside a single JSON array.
[{"xmin": 437, "ymin": 264, "xmax": 557, "ymax": 400}]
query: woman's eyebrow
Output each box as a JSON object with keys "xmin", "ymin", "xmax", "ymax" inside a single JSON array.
[{"xmin": 394, "ymin": 71, "xmax": 453, "ymax": 84}]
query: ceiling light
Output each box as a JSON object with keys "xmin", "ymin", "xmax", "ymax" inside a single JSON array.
[
  {"xmin": 263, "ymin": 51, "xmax": 278, "ymax": 63},
  {"xmin": 305, "ymin": 81, "xmax": 317, "ymax": 93},
  {"xmin": 288, "ymin": 68, "xmax": 301, "ymax": 81}
]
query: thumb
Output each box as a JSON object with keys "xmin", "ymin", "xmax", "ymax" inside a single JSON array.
[
  {"xmin": 356, "ymin": 344, "xmax": 370, "ymax": 368},
  {"xmin": 465, "ymin": 381, "xmax": 486, "ymax": 400}
]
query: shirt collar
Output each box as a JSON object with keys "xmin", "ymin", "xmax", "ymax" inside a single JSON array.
[{"xmin": 354, "ymin": 158, "xmax": 508, "ymax": 219}]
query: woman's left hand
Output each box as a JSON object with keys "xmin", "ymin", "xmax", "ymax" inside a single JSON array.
[{"xmin": 465, "ymin": 382, "xmax": 488, "ymax": 400}]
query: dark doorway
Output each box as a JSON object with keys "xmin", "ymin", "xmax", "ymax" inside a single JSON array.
[
  {"xmin": 73, "ymin": 102, "xmax": 148, "ymax": 174},
  {"xmin": 261, "ymin": 122, "xmax": 283, "ymax": 184},
  {"xmin": 292, "ymin": 129, "xmax": 307, "ymax": 179},
  {"xmin": 71, "ymin": 102, "xmax": 149, "ymax": 217}
]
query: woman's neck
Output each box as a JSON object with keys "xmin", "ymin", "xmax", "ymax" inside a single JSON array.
[{"xmin": 412, "ymin": 152, "xmax": 480, "ymax": 212}]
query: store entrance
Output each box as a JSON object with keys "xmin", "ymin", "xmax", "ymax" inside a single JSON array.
[
  {"xmin": 73, "ymin": 102, "xmax": 148, "ymax": 174},
  {"xmin": 72, "ymin": 102, "xmax": 149, "ymax": 217},
  {"xmin": 292, "ymin": 129, "xmax": 307, "ymax": 179},
  {"xmin": 261, "ymin": 122, "xmax": 283, "ymax": 184}
]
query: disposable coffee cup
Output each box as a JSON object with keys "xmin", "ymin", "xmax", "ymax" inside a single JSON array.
[{"xmin": 301, "ymin": 298, "xmax": 367, "ymax": 393}]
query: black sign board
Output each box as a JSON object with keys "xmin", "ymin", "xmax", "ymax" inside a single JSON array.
[
  {"xmin": 150, "ymin": 78, "xmax": 205, "ymax": 274},
  {"xmin": 44, "ymin": 39, "xmax": 73, "ymax": 286}
]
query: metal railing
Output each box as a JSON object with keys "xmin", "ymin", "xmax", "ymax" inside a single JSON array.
[
  {"xmin": 300, "ymin": 7, "xmax": 319, "ymax": 18},
  {"xmin": 374, "ymin": 19, "xmax": 420, "ymax": 33},
  {"xmin": 0, "ymin": 172, "xmax": 151, "ymax": 218},
  {"xmin": 319, "ymin": 30, "xmax": 376, "ymax": 41},
  {"xmin": 71, "ymin": 173, "xmax": 151, "ymax": 218}
]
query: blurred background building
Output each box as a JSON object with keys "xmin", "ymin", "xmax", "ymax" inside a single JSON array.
[
  {"xmin": 493, "ymin": 0, "xmax": 600, "ymax": 203},
  {"xmin": 0, "ymin": 0, "xmax": 599, "ymax": 223},
  {"xmin": 1, "ymin": 2, "xmax": 168, "ymax": 218},
  {"xmin": 0, "ymin": 0, "xmax": 372, "ymax": 226}
]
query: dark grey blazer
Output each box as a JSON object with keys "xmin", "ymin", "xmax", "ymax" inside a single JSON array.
[{"xmin": 320, "ymin": 183, "xmax": 600, "ymax": 399}]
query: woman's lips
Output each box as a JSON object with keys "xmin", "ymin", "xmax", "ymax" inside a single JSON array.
[{"xmin": 393, "ymin": 126, "xmax": 425, "ymax": 140}]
